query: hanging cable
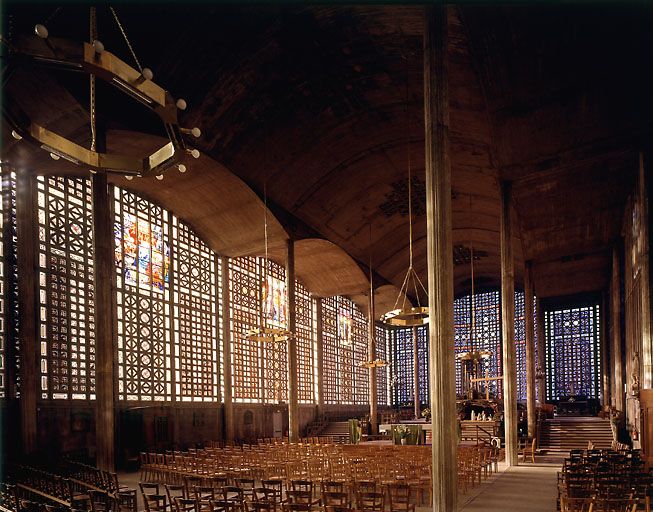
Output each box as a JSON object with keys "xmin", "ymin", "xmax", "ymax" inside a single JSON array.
[
  {"xmin": 89, "ymin": 6, "xmax": 97, "ymax": 152},
  {"xmin": 110, "ymin": 6, "xmax": 143, "ymax": 73}
]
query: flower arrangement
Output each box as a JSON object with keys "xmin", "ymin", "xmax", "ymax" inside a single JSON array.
[{"xmin": 396, "ymin": 425, "xmax": 410, "ymax": 439}]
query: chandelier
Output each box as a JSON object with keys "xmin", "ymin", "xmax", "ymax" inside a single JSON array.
[
  {"xmin": 3, "ymin": 7, "xmax": 201, "ymax": 180},
  {"xmin": 359, "ymin": 359, "xmax": 389, "ymax": 369},
  {"xmin": 381, "ymin": 56, "xmax": 428, "ymax": 327},
  {"xmin": 245, "ymin": 181, "xmax": 292, "ymax": 343},
  {"xmin": 360, "ymin": 224, "xmax": 388, "ymax": 368}
]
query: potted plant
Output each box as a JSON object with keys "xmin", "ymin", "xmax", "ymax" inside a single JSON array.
[{"xmin": 396, "ymin": 425, "xmax": 410, "ymax": 445}]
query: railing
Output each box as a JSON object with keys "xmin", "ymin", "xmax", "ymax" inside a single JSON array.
[{"xmin": 475, "ymin": 425, "xmax": 496, "ymax": 446}]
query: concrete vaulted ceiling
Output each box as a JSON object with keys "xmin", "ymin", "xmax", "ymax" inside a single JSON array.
[{"xmin": 3, "ymin": 3, "xmax": 652, "ymax": 304}]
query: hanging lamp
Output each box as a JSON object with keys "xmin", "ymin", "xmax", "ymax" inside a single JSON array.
[
  {"xmin": 381, "ymin": 48, "xmax": 428, "ymax": 327},
  {"xmin": 245, "ymin": 182, "xmax": 292, "ymax": 342},
  {"xmin": 455, "ymin": 194, "xmax": 492, "ymax": 395},
  {"xmin": 2, "ymin": 6, "xmax": 201, "ymax": 179},
  {"xmin": 360, "ymin": 224, "xmax": 388, "ymax": 369}
]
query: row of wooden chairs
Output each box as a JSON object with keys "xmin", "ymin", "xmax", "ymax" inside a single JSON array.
[
  {"xmin": 6, "ymin": 464, "xmax": 136, "ymax": 512},
  {"xmin": 139, "ymin": 479, "xmax": 420, "ymax": 512},
  {"xmin": 558, "ymin": 449, "xmax": 652, "ymax": 512}
]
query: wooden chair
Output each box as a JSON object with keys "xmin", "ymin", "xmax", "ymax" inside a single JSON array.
[
  {"xmin": 321, "ymin": 491, "xmax": 349, "ymax": 512},
  {"xmin": 387, "ymin": 484, "xmax": 414, "ymax": 512},
  {"xmin": 356, "ymin": 492, "xmax": 384, "ymax": 512},
  {"xmin": 175, "ymin": 498, "xmax": 199, "ymax": 512},
  {"xmin": 520, "ymin": 438, "xmax": 536, "ymax": 464},
  {"xmin": 222, "ymin": 487, "xmax": 245, "ymax": 512},
  {"xmin": 88, "ymin": 491, "xmax": 111, "ymax": 512},
  {"xmin": 209, "ymin": 500, "xmax": 239, "ymax": 512},
  {"xmin": 144, "ymin": 494, "xmax": 168, "ymax": 512},
  {"xmin": 281, "ymin": 504, "xmax": 313, "ymax": 512},
  {"xmin": 284, "ymin": 491, "xmax": 319, "ymax": 507},
  {"xmin": 261, "ymin": 480, "xmax": 283, "ymax": 505},
  {"xmin": 115, "ymin": 491, "xmax": 138, "ymax": 512}
]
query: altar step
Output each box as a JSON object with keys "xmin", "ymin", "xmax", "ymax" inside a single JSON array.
[
  {"xmin": 539, "ymin": 417, "xmax": 613, "ymax": 450},
  {"xmin": 318, "ymin": 421, "xmax": 350, "ymax": 443}
]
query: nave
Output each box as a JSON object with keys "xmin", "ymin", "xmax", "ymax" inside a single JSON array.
[{"xmin": 2, "ymin": 1, "xmax": 653, "ymax": 512}]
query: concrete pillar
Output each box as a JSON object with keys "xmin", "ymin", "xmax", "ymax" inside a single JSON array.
[
  {"xmin": 524, "ymin": 262, "xmax": 536, "ymax": 439},
  {"xmin": 286, "ymin": 239, "xmax": 299, "ymax": 443},
  {"xmin": 368, "ymin": 292, "xmax": 378, "ymax": 434},
  {"xmin": 638, "ymin": 153, "xmax": 652, "ymax": 389},
  {"xmin": 424, "ymin": 5, "xmax": 457, "ymax": 509},
  {"xmin": 93, "ymin": 172, "xmax": 116, "ymax": 471},
  {"xmin": 221, "ymin": 256, "xmax": 235, "ymax": 443},
  {"xmin": 500, "ymin": 181, "xmax": 519, "ymax": 466},
  {"xmin": 600, "ymin": 292, "xmax": 610, "ymax": 407},
  {"xmin": 16, "ymin": 171, "xmax": 37, "ymax": 455},
  {"xmin": 612, "ymin": 248, "xmax": 625, "ymax": 413}
]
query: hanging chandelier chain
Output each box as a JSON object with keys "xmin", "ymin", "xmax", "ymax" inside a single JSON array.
[
  {"xmin": 89, "ymin": 6, "xmax": 97, "ymax": 152},
  {"xmin": 110, "ymin": 6, "xmax": 144, "ymax": 73},
  {"xmin": 470, "ymin": 192, "xmax": 475, "ymax": 347}
]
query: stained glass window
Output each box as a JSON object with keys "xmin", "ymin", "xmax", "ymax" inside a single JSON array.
[
  {"xmin": 322, "ymin": 296, "xmax": 368, "ymax": 405},
  {"xmin": 417, "ymin": 325, "xmax": 429, "ymax": 405},
  {"xmin": 514, "ymin": 292, "xmax": 527, "ymax": 401},
  {"xmin": 351, "ymin": 304, "xmax": 368, "ymax": 405},
  {"xmin": 545, "ymin": 304, "xmax": 601, "ymax": 401},
  {"xmin": 375, "ymin": 324, "xmax": 388, "ymax": 405},
  {"xmin": 262, "ymin": 260, "xmax": 288, "ymax": 403},
  {"xmin": 472, "ymin": 291, "xmax": 502, "ymax": 396},
  {"xmin": 0, "ymin": 171, "xmax": 18, "ymax": 399},
  {"xmin": 37, "ymin": 176, "xmax": 95, "ymax": 400},
  {"xmin": 322, "ymin": 296, "xmax": 338, "ymax": 404},
  {"xmin": 172, "ymin": 217, "xmax": 219, "ymax": 402},
  {"xmin": 454, "ymin": 295, "xmax": 472, "ymax": 396},
  {"xmin": 390, "ymin": 327, "xmax": 414, "ymax": 406},
  {"xmin": 229, "ymin": 256, "xmax": 263, "ymax": 402},
  {"xmin": 115, "ymin": 188, "xmax": 172, "ymax": 401},
  {"xmin": 296, "ymin": 281, "xmax": 314, "ymax": 403}
]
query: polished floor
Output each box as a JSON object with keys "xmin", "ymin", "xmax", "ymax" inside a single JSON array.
[{"xmin": 456, "ymin": 462, "xmax": 559, "ymax": 511}]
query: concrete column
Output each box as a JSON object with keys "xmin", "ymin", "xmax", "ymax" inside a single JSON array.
[
  {"xmin": 93, "ymin": 172, "xmax": 116, "ymax": 471},
  {"xmin": 286, "ymin": 239, "xmax": 299, "ymax": 443},
  {"xmin": 500, "ymin": 181, "xmax": 519, "ymax": 467},
  {"xmin": 413, "ymin": 326, "xmax": 420, "ymax": 419},
  {"xmin": 600, "ymin": 292, "xmax": 610, "ymax": 406},
  {"xmin": 638, "ymin": 153, "xmax": 652, "ymax": 389},
  {"xmin": 524, "ymin": 262, "xmax": 536, "ymax": 439},
  {"xmin": 16, "ymin": 171, "xmax": 37, "ymax": 455},
  {"xmin": 221, "ymin": 256, "xmax": 235, "ymax": 443},
  {"xmin": 424, "ymin": 5, "xmax": 457, "ymax": 509},
  {"xmin": 315, "ymin": 298, "xmax": 324, "ymax": 414},
  {"xmin": 612, "ymin": 247, "xmax": 625, "ymax": 413},
  {"xmin": 368, "ymin": 292, "xmax": 378, "ymax": 434}
]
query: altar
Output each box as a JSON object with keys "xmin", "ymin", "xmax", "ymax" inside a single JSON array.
[{"xmin": 379, "ymin": 422, "xmax": 431, "ymax": 445}]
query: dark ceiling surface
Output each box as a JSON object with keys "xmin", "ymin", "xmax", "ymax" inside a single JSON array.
[{"xmin": 3, "ymin": 2, "xmax": 652, "ymax": 300}]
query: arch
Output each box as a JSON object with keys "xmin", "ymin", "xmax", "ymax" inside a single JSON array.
[{"xmin": 106, "ymin": 130, "xmax": 288, "ymax": 258}]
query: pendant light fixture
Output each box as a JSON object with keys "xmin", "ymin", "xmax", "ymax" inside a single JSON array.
[
  {"xmin": 360, "ymin": 224, "xmax": 388, "ymax": 369},
  {"xmin": 381, "ymin": 46, "xmax": 428, "ymax": 327},
  {"xmin": 455, "ymin": 193, "xmax": 492, "ymax": 396},
  {"xmin": 3, "ymin": 6, "xmax": 201, "ymax": 179},
  {"xmin": 246, "ymin": 144, "xmax": 291, "ymax": 342}
]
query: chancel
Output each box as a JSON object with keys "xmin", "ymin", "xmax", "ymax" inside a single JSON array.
[{"xmin": 1, "ymin": 3, "xmax": 653, "ymax": 512}]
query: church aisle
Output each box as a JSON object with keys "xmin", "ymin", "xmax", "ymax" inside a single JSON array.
[{"xmin": 457, "ymin": 463, "xmax": 559, "ymax": 512}]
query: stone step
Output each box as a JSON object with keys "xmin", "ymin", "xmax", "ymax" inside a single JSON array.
[{"xmin": 539, "ymin": 418, "xmax": 613, "ymax": 450}]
